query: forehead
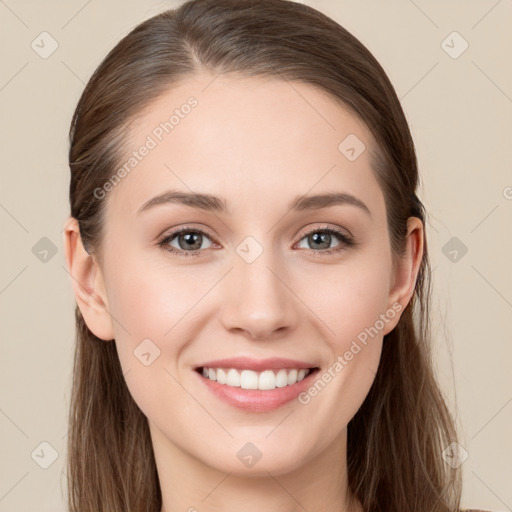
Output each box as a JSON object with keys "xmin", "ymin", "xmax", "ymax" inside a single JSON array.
[{"xmin": 105, "ymin": 72, "xmax": 385, "ymax": 221}]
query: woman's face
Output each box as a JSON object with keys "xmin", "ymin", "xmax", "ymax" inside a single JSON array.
[{"xmin": 81, "ymin": 72, "xmax": 418, "ymax": 476}]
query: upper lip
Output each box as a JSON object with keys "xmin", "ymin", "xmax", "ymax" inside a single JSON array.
[{"xmin": 196, "ymin": 357, "xmax": 317, "ymax": 372}]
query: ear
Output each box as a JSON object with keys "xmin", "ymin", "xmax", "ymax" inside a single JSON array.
[
  {"xmin": 382, "ymin": 216, "xmax": 424, "ymax": 336},
  {"xmin": 62, "ymin": 217, "xmax": 115, "ymax": 341}
]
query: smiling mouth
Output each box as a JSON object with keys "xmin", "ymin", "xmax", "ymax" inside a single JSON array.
[{"xmin": 195, "ymin": 366, "xmax": 320, "ymax": 391}]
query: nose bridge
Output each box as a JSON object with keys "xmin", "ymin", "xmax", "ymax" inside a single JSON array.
[{"xmin": 220, "ymin": 235, "xmax": 297, "ymax": 338}]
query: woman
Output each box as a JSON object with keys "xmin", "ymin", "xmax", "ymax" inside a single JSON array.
[{"xmin": 63, "ymin": 0, "xmax": 490, "ymax": 510}]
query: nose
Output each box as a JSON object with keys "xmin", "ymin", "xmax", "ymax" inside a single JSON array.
[{"xmin": 219, "ymin": 246, "xmax": 299, "ymax": 341}]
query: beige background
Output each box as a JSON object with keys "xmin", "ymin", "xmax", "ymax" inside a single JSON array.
[{"xmin": 0, "ymin": 0, "xmax": 511, "ymax": 510}]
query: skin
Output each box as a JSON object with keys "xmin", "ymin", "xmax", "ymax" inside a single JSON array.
[{"xmin": 64, "ymin": 72, "xmax": 423, "ymax": 512}]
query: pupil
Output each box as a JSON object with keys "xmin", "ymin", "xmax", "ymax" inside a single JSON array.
[
  {"xmin": 181, "ymin": 233, "xmax": 201, "ymax": 250},
  {"xmin": 311, "ymin": 232, "xmax": 330, "ymax": 249}
]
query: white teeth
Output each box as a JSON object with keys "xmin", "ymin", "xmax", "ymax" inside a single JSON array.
[
  {"xmin": 240, "ymin": 370, "xmax": 259, "ymax": 389},
  {"xmin": 200, "ymin": 367, "xmax": 313, "ymax": 390},
  {"xmin": 259, "ymin": 370, "xmax": 276, "ymax": 390},
  {"xmin": 226, "ymin": 368, "xmax": 241, "ymax": 387},
  {"xmin": 275, "ymin": 369, "xmax": 288, "ymax": 388},
  {"xmin": 216, "ymin": 368, "xmax": 227, "ymax": 385},
  {"xmin": 287, "ymin": 369, "xmax": 298, "ymax": 385}
]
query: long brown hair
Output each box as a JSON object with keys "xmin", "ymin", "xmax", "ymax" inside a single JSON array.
[{"xmin": 66, "ymin": 0, "xmax": 462, "ymax": 510}]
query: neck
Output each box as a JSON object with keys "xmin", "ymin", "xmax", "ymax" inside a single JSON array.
[{"xmin": 152, "ymin": 424, "xmax": 363, "ymax": 512}]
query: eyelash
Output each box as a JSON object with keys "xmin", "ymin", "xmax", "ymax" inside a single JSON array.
[{"xmin": 157, "ymin": 225, "xmax": 356, "ymax": 259}]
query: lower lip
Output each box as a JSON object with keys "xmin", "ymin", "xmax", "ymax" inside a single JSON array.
[{"xmin": 194, "ymin": 368, "xmax": 319, "ymax": 412}]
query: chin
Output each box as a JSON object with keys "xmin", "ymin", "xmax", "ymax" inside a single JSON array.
[{"xmin": 197, "ymin": 439, "xmax": 313, "ymax": 478}]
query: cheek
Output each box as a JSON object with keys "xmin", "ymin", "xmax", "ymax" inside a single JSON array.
[
  {"xmin": 302, "ymin": 260, "xmax": 390, "ymax": 345},
  {"xmin": 103, "ymin": 253, "xmax": 222, "ymax": 394},
  {"xmin": 105, "ymin": 251, "xmax": 204, "ymax": 340},
  {"xmin": 103, "ymin": 260, "xmax": 198, "ymax": 421},
  {"xmin": 295, "ymin": 282, "xmax": 386, "ymax": 439},
  {"xmin": 291, "ymin": 261, "xmax": 389, "ymax": 420}
]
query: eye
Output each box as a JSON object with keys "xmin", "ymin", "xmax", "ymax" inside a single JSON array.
[
  {"xmin": 295, "ymin": 226, "xmax": 355, "ymax": 255},
  {"xmin": 158, "ymin": 225, "xmax": 356, "ymax": 259},
  {"xmin": 158, "ymin": 227, "xmax": 215, "ymax": 258}
]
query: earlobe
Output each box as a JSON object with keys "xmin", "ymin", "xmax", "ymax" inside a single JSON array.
[
  {"xmin": 63, "ymin": 217, "xmax": 115, "ymax": 341},
  {"xmin": 382, "ymin": 217, "xmax": 424, "ymax": 335}
]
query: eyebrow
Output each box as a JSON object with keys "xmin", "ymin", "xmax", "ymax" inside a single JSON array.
[{"xmin": 136, "ymin": 190, "xmax": 371, "ymax": 217}]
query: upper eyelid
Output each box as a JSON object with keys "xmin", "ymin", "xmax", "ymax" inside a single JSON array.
[
  {"xmin": 296, "ymin": 224, "xmax": 351, "ymax": 239},
  {"xmin": 161, "ymin": 225, "xmax": 217, "ymax": 243}
]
